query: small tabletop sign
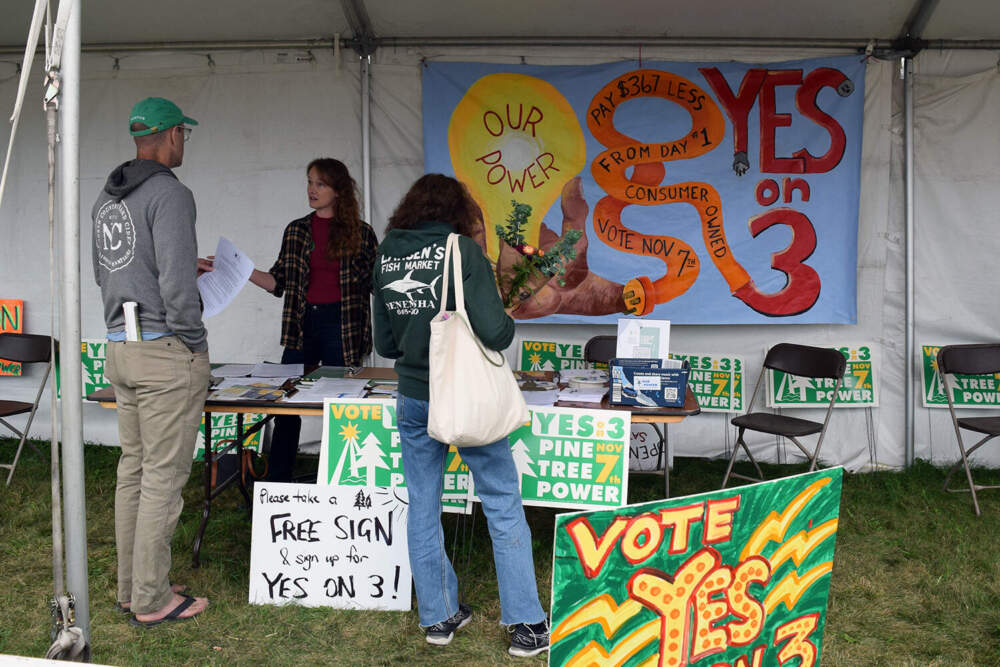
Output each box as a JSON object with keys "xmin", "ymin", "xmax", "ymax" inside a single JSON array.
[{"xmin": 249, "ymin": 482, "xmax": 412, "ymax": 611}]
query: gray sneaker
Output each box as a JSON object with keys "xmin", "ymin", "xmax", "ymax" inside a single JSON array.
[
  {"xmin": 424, "ymin": 604, "xmax": 472, "ymax": 646},
  {"xmin": 508, "ymin": 618, "xmax": 550, "ymax": 657}
]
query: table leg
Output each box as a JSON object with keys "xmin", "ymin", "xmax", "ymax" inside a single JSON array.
[
  {"xmin": 235, "ymin": 413, "xmax": 252, "ymax": 513},
  {"xmin": 651, "ymin": 423, "xmax": 670, "ymax": 498},
  {"xmin": 192, "ymin": 410, "xmax": 213, "ymax": 569}
]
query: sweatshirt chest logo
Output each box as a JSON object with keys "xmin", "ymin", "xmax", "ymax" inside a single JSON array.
[
  {"xmin": 94, "ymin": 200, "xmax": 136, "ymax": 272},
  {"xmin": 379, "ymin": 243, "xmax": 446, "ymax": 315},
  {"xmin": 382, "ymin": 270, "xmax": 440, "ymax": 298}
]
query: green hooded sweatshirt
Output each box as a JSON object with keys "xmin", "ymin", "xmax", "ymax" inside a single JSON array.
[{"xmin": 372, "ymin": 221, "xmax": 514, "ymax": 400}]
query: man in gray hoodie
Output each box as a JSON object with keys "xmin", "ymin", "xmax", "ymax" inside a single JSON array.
[{"xmin": 92, "ymin": 97, "xmax": 210, "ymax": 627}]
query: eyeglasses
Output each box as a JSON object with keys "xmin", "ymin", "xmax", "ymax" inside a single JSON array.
[{"xmin": 177, "ymin": 126, "xmax": 192, "ymax": 142}]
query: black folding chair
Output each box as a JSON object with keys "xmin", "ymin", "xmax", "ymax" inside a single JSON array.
[
  {"xmin": 936, "ymin": 344, "xmax": 1000, "ymax": 516},
  {"xmin": 584, "ymin": 335, "xmax": 617, "ymax": 365},
  {"xmin": 0, "ymin": 333, "xmax": 55, "ymax": 486},
  {"xmin": 722, "ymin": 343, "xmax": 846, "ymax": 488}
]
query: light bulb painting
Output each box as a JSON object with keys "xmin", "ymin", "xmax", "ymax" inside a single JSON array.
[{"xmin": 425, "ymin": 57, "xmax": 864, "ymax": 325}]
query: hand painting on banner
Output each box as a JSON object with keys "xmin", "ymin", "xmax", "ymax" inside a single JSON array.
[{"xmin": 449, "ymin": 73, "xmax": 628, "ymax": 318}]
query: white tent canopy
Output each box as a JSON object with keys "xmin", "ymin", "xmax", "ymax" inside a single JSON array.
[
  {"xmin": 1, "ymin": 0, "xmax": 998, "ymax": 469},
  {"xmin": 1, "ymin": 0, "xmax": 999, "ymax": 644}
]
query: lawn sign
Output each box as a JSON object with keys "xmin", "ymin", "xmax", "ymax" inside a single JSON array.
[
  {"xmin": 767, "ymin": 344, "xmax": 877, "ymax": 408},
  {"xmin": 921, "ymin": 344, "xmax": 1000, "ymax": 408},
  {"xmin": 319, "ymin": 399, "xmax": 630, "ymax": 511},
  {"xmin": 551, "ymin": 468, "xmax": 843, "ymax": 666}
]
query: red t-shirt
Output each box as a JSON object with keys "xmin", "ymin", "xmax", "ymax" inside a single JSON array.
[{"xmin": 306, "ymin": 214, "xmax": 342, "ymax": 304}]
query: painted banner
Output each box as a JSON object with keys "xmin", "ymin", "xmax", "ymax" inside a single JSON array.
[
  {"xmin": 0, "ymin": 299, "xmax": 24, "ymax": 376},
  {"xmin": 921, "ymin": 344, "xmax": 1000, "ymax": 408},
  {"xmin": 248, "ymin": 482, "xmax": 411, "ymax": 610},
  {"xmin": 423, "ymin": 57, "xmax": 864, "ymax": 324},
  {"xmin": 669, "ymin": 352, "xmax": 745, "ymax": 413},
  {"xmin": 319, "ymin": 399, "xmax": 630, "ymax": 510},
  {"xmin": 768, "ymin": 344, "xmax": 878, "ymax": 408},
  {"xmin": 519, "ymin": 338, "xmax": 590, "ymax": 371},
  {"xmin": 551, "ymin": 468, "xmax": 843, "ymax": 666}
]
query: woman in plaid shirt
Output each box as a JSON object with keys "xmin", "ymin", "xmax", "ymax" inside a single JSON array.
[{"xmin": 248, "ymin": 158, "xmax": 378, "ymax": 482}]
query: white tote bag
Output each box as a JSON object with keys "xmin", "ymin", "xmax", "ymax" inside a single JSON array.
[{"xmin": 427, "ymin": 234, "xmax": 529, "ymax": 446}]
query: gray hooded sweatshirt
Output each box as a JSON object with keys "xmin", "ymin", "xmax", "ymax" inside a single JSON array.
[{"xmin": 92, "ymin": 159, "xmax": 207, "ymax": 352}]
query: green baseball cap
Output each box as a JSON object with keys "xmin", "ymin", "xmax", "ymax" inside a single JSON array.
[{"xmin": 128, "ymin": 97, "xmax": 198, "ymax": 136}]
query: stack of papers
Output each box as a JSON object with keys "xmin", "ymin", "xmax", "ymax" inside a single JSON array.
[
  {"xmin": 366, "ymin": 379, "xmax": 399, "ymax": 399},
  {"xmin": 283, "ymin": 377, "xmax": 369, "ymax": 403},
  {"xmin": 209, "ymin": 379, "xmax": 289, "ymax": 402},
  {"xmin": 557, "ymin": 386, "xmax": 607, "ymax": 404},
  {"xmin": 211, "ymin": 363, "xmax": 255, "ymax": 378},
  {"xmin": 252, "ymin": 362, "xmax": 304, "ymax": 377},
  {"xmin": 519, "ymin": 380, "xmax": 559, "ymax": 406}
]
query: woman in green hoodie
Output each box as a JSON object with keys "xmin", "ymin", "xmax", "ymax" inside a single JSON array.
[{"xmin": 372, "ymin": 174, "xmax": 549, "ymax": 657}]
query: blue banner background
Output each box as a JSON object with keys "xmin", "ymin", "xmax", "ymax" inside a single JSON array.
[{"xmin": 422, "ymin": 56, "xmax": 864, "ymax": 324}]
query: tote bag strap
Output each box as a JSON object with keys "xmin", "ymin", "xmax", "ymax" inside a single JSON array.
[
  {"xmin": 437, "ymin": 233, "xmax": 466, "ymax": 318},
  {"xmin": 439, "ymin": 233, "xmax": 505, "ymax": 368}
]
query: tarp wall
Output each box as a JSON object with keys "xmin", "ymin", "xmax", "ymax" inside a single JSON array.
[{"xmin": 0, "ymin": 45, "xmax": 996, "ymax": 471}]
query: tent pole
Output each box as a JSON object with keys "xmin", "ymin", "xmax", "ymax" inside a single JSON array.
[
  {"xmin": 58, "ymin": 0, "xmax": 89, "ymax": 640},
  {"xmin": 361, "ymin": 53, "xmax": 372, "ymax": 225},
  {"xmin": 903, "ymin": 56, "xmax": 915, "ymax": 468}
]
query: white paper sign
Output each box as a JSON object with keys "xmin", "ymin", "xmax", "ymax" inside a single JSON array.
[
  {"xmin": 249, "ymin": 482, "xmax": 412, "ymax": 611},
  {"xmin": 616, "ymin": 318, "xmax": 670, "ymax": 360}
]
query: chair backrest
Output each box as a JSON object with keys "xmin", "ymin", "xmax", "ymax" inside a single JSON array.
[
  {"xmin": 937, "ymin": 344, "xmax": 1000, "ymax": 376},
  {"xmin": 763, "ymin": 343, "xmax": 846, "ymax": 379},
  {"xmin": 584, "ymin": 335, "xmax": 617, "ymax": 364},
  {"xmin": 0, "ymin": 333, "xmax": 54, "ymax": 364}
]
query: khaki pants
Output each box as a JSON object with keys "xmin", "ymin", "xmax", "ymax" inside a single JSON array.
[{"xmin": 106, "ymin": 337, "xmax": 210, "ymax": 614}]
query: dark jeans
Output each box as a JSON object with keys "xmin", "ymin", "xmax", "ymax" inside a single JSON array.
[{"xmin": 266, "ymin": 303, "xmax": 345, "ymax": 482}]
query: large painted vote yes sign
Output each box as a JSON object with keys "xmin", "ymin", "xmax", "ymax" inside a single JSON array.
[
  {"xmin": 423, "ymin": 57, "xmax": 864, "ymax": 324},
  {"xmin": 550, "ymin": 469, "xmax": 843, "ymax": 666}
]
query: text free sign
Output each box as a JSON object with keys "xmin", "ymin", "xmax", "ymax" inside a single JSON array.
[{"xmin": 248, "ymin": 482, "xmax": 412, "ymax": 611}]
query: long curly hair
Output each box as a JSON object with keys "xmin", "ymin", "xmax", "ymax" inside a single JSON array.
[
  {"xmin": 308, "ymin": 158, "xmax": 363, "ymax": 258},
  {"xmin": 387, "ymin": 174, "xmax": 482, "ymax": 239}
]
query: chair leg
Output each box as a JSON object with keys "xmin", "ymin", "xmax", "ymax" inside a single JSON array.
[
  {"xmin": 942, "ymin": 433, "xmax": 998, "ymax": 517},
  {"xmin": 4, "ymin": 430, "xmax": 28, "ymax": 487},
  {"xmin": 722, "ymin": 429, "xmax": 764, "ymax": 488}
]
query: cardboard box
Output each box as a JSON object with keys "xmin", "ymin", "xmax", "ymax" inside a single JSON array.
[{"xmin": 610, "ymin": 358, "xmax": 689, "ymax": 408}]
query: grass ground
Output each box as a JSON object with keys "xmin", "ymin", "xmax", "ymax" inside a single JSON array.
[{"xmin": 2, "ymin": 438, "xmax": 1000, "ymax": 665}]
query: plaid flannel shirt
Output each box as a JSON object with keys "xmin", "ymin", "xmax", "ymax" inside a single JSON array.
[{"xmin": 269, "ymin": 214, "xmax": 378, "ymax": 365}]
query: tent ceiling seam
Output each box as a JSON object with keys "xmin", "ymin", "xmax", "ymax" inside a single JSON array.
[{"xmin": 1, "ymin": 36, "xmax": 999, "ymax": 57}]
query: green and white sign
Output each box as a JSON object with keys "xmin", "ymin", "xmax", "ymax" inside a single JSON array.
[
  {"xmin": 668, "ymin": 352, "xmax": 744, "ymax": 413},
  {"xmin": 319, "ymin": 399, "xmax": 630, "ymax": 511},
  {"xmin": 79, "ymin": 340, "xmax": 112, "ymax": 396},
  {"xmin": 921, "ymin": 344, "xmax": 1000, "ymax": 408},
  {"xmin": 767, "ymin": 344, "xmax": 878, "ymax": 408},
  {"xmin": 519, "ymin": 339, "xmax": 590, "ymax": 371},
  {"xmin": 55, "ymin": 339, "xmax": 113, "ymax": 398},
  {"xmin": 194, "ymin": 412, "xmax": 266, "ymax": 459}
]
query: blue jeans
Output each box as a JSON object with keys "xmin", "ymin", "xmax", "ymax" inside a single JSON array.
[
  {"xmin": 396, "ymin": 393, "xmax": 546, "ymax": 627},
  {"xmin": 267, "ymin": 303, "xmax": 345, "ymax": 482}
]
